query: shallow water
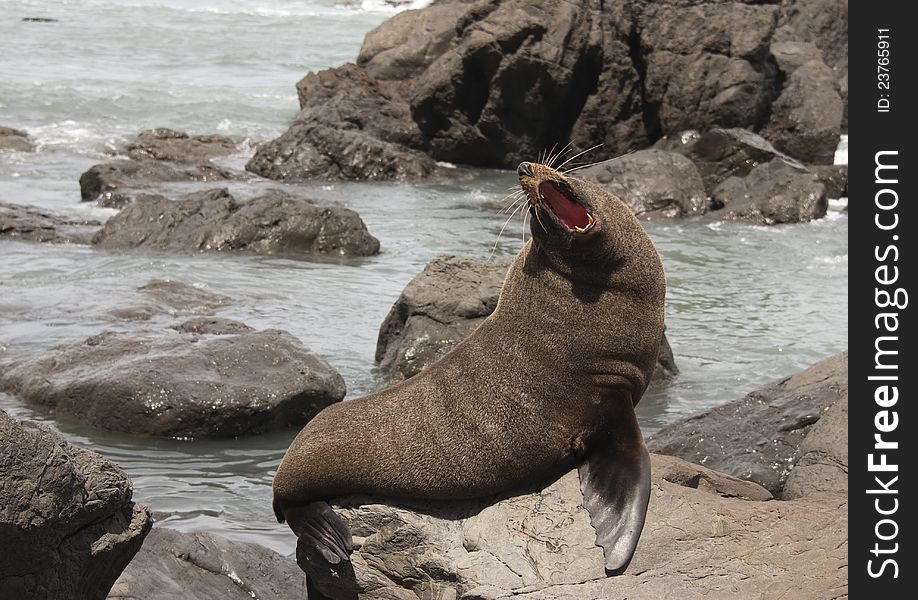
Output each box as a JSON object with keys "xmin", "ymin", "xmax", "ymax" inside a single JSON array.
[{"xmin": 1, "ymin": 0, "xmax": 847, "ymax": 556}]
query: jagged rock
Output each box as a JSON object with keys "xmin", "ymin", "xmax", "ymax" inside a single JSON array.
[
  {"xmin": 107, "ymin": 528, "xmax": 306, "ymax": 600},
  {"xmin": 120, "ymin": 128, "xmax": 238, "ymax": 163},
  {"xmin": 708, "ymin": 158, "xmax": 827, "ymax": 224},
  {"xmin": 375, "ymin": 256, "xmax": 677, "ymax": 384},
  {"xmin": 576, "ymin": 149, "xmax": 707, "ymax": 218},
  {"xmin": 811, "ymin": 164, "xmax": 848, "ymax": 198},
  {"xmin": 91, "ymin": 188, "xmax": 380, "ymax": 257},
  {"xmin": 782, "ymin": 394, "xmax": 848, "ymax": 500},
  {"xmin": 0, "ymin": 410, "xmax": 151, "ymax": 599},
  {"xmin": 0, "ymin": 126, "xmax": 35, "ymax": 152},
  {"xmin": 0, "ymin": 325, "xmax": 346, "ymax": 438},
  {"xmin": 325, "ymin": 454, "xmax": 843, "ymax": 599},
  {"xmin": 647, "ymin": 352, "xmax": 848, "ymax": 495},
  {"xmin": 0, "ymin": 202, "xmax": 101, "ymax": 244},
  {"xmin": 79, "ymin": 159, "xmax": 238, "ymax": 208}
]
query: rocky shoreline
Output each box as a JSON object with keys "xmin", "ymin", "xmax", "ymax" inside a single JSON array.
[{"xmin": 1, "ymin": 0, "xmax": 848, "ymax": 598}]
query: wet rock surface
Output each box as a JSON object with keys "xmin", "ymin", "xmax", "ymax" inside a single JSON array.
[
  {"xmin": 91, "ymin": 188, "xmax": 380, "ymax": 257},
  {"xmin": 708, "ymin": 158, "xmax": 827, "ymax": 224},
  {"xmin": 108, "ymin": 528, "xmax": 306, "ymax": 600},
  {"xmin": 79, "ymin": 159, "xmax": 239, "ymax": 209},
  {"xmin": 109, "ymin": 279, "xmax": 233, "ymax": 321},
  {"xmin": 0, "ymin": 410, "xmax": 152, "ymax": 599},
  {"xmin": 647, "ymin": 351, "xmax": 848, "ymax": 496},
  {"xmin": 119, "ymin": 128, "xmax": 238, "ymax": 164},
  {"xmin": 0, "ymin": 126, "xmax": 35, "ymax": 152},
  {"xmin": 0, "ymin": 324, "xmax": 347, "ymax": 438},
  {"xmin": 1, "ymin": 202, "xmax": 101, "ymax": 244},
  {"xmin": 576, "ymin": 149, "xmax": 707, "ymax": 219},
  {"xmin": 375, "ymin": 255, "xmax": 677, "ymax": 385}
]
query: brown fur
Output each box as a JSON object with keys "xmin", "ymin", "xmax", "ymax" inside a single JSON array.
[{"xmin": 273, "ymin": 162, "xmax": 666, "ymax": 519}]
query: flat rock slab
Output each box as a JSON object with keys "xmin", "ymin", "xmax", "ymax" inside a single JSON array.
[
  {"xmin": 91, "ymin": 188, "xmax": 380, "ymax": 257},
  {"xmin": 327, "ymin": 454, "xmax": 844, "ymax": 599},
  {"xmin": 108, "ymin": 528, "xmax": 306, "ymax": 600},
  {"xmin": 79, "ymin": 159, "xmax": 240, "ymax": 208},
  {"xmin": 1, "ymin": 410, "xmax": 151, "ymax": 599},
  {"xmin": 708, "ymin": 158, "xmax": 827, "ymax": 224},
  {"xmin": 120, "ymin": 128, "xmax": 238, "ymax": 163},
  {"xmin": 647, "ymin": 351, "xmax": 848, "ymax": 496},
  {"xmin": 376, "ymin": 255, "xmax": 677, "ymax": 384},
  {"xmin": 0, "ymin": 126, "xmax": 35, "ymax": 152},
  {"xmin": 0, "ymin": 202, "xmax": 101, "ymax": 244},
  {"xmin": 0, "ymin": 323, "xmax": 346, "ymax": 438},
  {"xmin": 576, "ymin": 149, "xmax": 707, "ymax": 219}
]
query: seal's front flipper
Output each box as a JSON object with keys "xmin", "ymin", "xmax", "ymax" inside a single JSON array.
[
  {"xmin": 578, "ymin": 407, "xmax": 651, "ymax": 573},
  {"xmin": 285, "ymin": 501, "xmax": 359, "ymax": 599}
]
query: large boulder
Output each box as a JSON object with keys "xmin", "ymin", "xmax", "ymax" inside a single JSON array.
[
  {"xmin": 119, "ymin": 128, "xmax": 238, "ymax": 163},
  {"xmin": 91, "ymin": 188, "xmax": 380, "ymax": 257},
  {"xmin": 253, "ymin": 0, "xmax": 847, "ymax": 177},
  {"xmin": 0, "ymin": 322, "xmax": 346, "ymax": 438},
  {"xmin": 108, "ymin": 528, "xmax": 306, "ymax": 600},
  {"xmin": 79, "ymin": 160, "xmax": 238, "ymax": 209},
  {"xmin": 708, "ymin": 158, "xmax": 827, "ymax": 224},
  {"xmin": 576, "ymin": 148, "xmax": 707, "ymax": 218},
  {"xmin": 375, "ymin": 256, "xmax": 677, "ymax": 384},
  {"xmin": 321, "ymin": 454, "xmax": 844, "ymax": 599},
  {"xmin": 0, "ymin": 410, "xmax": 151, "ymax": 599},
  {"xmin": 647, "ymin": 351, "xmax": 847, "ymax": 496},
  {"xmin": 0, "ymin": 126, "xmax": 35, "ymax": 152},
  {"xmin": 0, "ymin": 202, "xmax": 101, "ymax": 244}
]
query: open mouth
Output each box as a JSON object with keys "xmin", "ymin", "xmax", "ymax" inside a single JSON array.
[{"xmin": 538, "ymin": 181, "xmax": 594, "ymax": 232}]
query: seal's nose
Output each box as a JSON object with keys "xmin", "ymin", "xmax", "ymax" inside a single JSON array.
[{"xmin": 517, "ymin": 162, "xmax": 533, "ymax": 178}]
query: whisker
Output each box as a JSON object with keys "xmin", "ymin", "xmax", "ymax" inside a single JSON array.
[
  {"xmin": 498, "ymin": 191, "xmax": 526, "ymax": 214},
  {"xmin": 562, "ymin": 147, "xmax": 636, "ymax": 175},
  {"xmin": 541, "ymin": 143, "xmax": 558, "ymax": 167},
  {"xmin": 548, "ymin": 142, "xmax": 575, "ymax": 169},
  {"xmin": 489, "ymin": 198, "xmax": 528, "ymax": 260},
  {"xmin": 522, "ymin": 207, "xmax": 530, "ymax": 244},
  {"xmin": 555, "ymin": 143, "xmax": 603, "ymax": 171}
]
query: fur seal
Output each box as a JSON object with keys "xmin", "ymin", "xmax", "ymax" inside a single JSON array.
[{"xmin": 273, "ymin": 159, "xmax": 666, "ymax": 593}]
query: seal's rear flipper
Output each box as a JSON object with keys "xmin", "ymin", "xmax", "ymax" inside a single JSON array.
[
  {"xmin": 286, "ymin": 501, "xmax": 359, "ymax": 599},
  {"xmin": 578, "ymin": 408, "xmax": 651, "ymax": 573}
]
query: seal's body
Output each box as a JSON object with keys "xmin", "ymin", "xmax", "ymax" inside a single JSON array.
[{"xmin": 273, "ymin": 160, "xmax": 666, "ymax": 587}]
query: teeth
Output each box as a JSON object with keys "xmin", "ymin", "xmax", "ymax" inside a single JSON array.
[{"xmin": 574, "ymin": 214, "xmax": 595, "ymax": 233}]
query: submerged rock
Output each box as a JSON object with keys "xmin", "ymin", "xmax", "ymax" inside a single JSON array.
[
  {"xmin": 110, "ymin": 279, "xmax": 232, "ymax": 321},
  {"xmin": 708, "ymin": 158, "xmax": 827, "ymax": 224},
  {"xmin": 0, "ymin": 202, "xmax": 101, "ymax": 244},
  {"xmin": 119, "ymin": 128, "xmax": 238, "ymax": 164},
  {"xmin": 647, "ymin": 351, "xmax": 848, "ymax": 496},
  {"xmin": 326, "ymin": 454, "xmax": 843, "ymax": 599},
  {"xmin": 79, "ymin": 159, "xmax": 238, "ymax": 208},
  {"xmin": 0, "ymin": 410, "xmax": 151, "ymax": 599},
  {"xmin": 375, "ymin": 256, "xmax": 677, "ymax": 384},
  {"xmin": 0, "ymin": 126, "xmax": 35, "ymax": 152},
  {"xmin": 108, "ymin": 528, "xmax": 306, "ymax": 600},
  {"xmin": 577, "ymin": 149, "xmax": 707, "ymax": 219},
  {"xmin": 0, "ymin": 324, "xmax": 346, "ymax": 438},
  {"xmin": 91, "ymin": 188, "xmax": 380, "ymax": 257}
]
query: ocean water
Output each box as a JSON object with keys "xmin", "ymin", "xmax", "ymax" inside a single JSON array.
[{"xmin": 1, "ymin": 1, "xmax": 847, "ymax": 555}]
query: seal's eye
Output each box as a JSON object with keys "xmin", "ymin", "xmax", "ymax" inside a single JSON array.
[{"xmin": 539, "ymin": 181, "xmax": 594, "ymax": 232}]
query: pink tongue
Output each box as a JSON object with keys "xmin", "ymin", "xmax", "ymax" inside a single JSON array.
[{"xmin": 539, "ymin": 181, "xmax": 590, "ymax": 230}]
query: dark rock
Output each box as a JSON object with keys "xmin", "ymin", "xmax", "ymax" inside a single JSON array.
[
  {"xmin": 0, "ymin": 327, "xmax": 346, "ymax": 438},
  {"xmin": 79, "ymin": 160, "xmax": 238, "ymax": 209},
  {"xmin": 375, "ymin": 255, "xmax": 677, "ymax": 384},
  {"xmin": 762, "ymin": 58, "xmax": 843, "ymax": 164},
  {"xmin": 782, "ymin": 393, "xmax": 847, "ymax": 500},
  {"xmin": 576, "ymin": 149, "xmax": 707, "ymax": 219},
  {"xmin": 91, "ymin": 188, "xmax": 380, "ymax": 257},
  {"xmin": 647, "ymin": 351, "xmax": 848, "ymax": 496},
  {"xmin": 0, "ymin": 410, "xmax": 151, "ymax": 599},
  {"xmin": 811, "ymin": 164, "xmax": 848, "ymax": 198},
  {"xmin": 708, "ymin": 158, "xmax": 827, "ymax": 224},
  {"xmin": 120, "ymin": 128, "xmax": 238, "ymax": 163},
  {"xmin": 0, "ymin": 126, "xmax": 35, "ymax": 152},
  {"xmin": 0, "ymin": 202, "xmax": 101, "ymax": 244},
  {"xmin": 247, "ymin": 65, "xmax": 438, "ymax": 181},
  {"xmin": 21, "ymin": 17, "xmax": 58, "ymax": 22},
  {"xmin": 107, "ymin": 528, "xmax": 307, "ymax": 600},
  {"xmin": 329, "ymin": 454, "xmax": 843, "ymax": 599},
  {"xmin": 661, "ymin": 127, "xmax": 794, "ymax": 194}
]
